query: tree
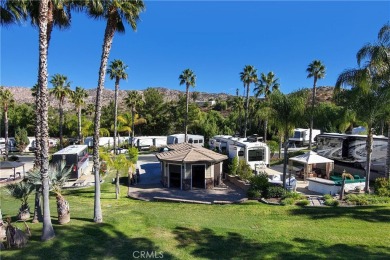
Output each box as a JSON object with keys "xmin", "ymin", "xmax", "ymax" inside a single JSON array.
[
  {"xmin": 71, "ymin": 86, "xmax": 88, "ymax": 143},
  {"xmin": 179, "ymin": 68, "xmax": 196, "ymax": 143},
  {"xmin": 339, "ymin": 170, "xmax": 354, "ymax": 200},
  {"xmin": 15, "ymin": 127, "xmax": 29, "ymax": 153},
  {"xmin": 85, "ymin": 0, "xmax": 145, "ymax": 223},
  {"xmin": 107, "ymin": 59, "xmax": 128, "ymax": 153},
  {"xmin": 6, "ymin": 181, "xmax": 34, "ymax": 220},
  {"xmin": 124, "ymin": 90, "xmax": 144, "ymax": 145},
  {"xmin": 0, "ymin": 87, "xmax": 15, "ymax": 160},
  {"xmin": 306, "ymin": 60, "xmax": 326, "ymax": 150},
  {"xmin": 191, "ymin": 91, "xmax": 199, "ymax": 102},
  {"xmin": 240, "ymin": 65, "xmax": 258, "ymax": 137},
  {"xmin": 117, "ymin": 112, "xmax": 146, "ymax": 143},
  {"xmin": 0, "ymin": 0, "xmax": 27, "ymax": 25},
  {"xmin": 269, "ymin": 90, "xmax": 306, "ymax": 188},
  {"xmin": 254, "ymin": 72, "xmax": 280, "ymax": 142},
  {"xmin": 49, "ymin": 74, "xmax": 72, "ymax": 149}
]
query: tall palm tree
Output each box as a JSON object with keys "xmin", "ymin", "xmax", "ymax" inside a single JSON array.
[
  {"xmin": 50, "ymin": 74, "xmax": 72, "ymax": 149},
  {"xmin": 254, "ymin": 71, "xmax": 280, "ymax": 142},
  {"xmin": 0, "ymin": 0, "xmax": 27, "ymax": 25},
  {"xmin": 179, "ymin": 68, "xmax": 196, "ymax": 143},
  {"xmin": 0, "ymin": 87, "xmax": 15, "ymax": 160},
  {"xmin": 107, "ymin": 59, "xmax": 128, "ymax": 153},
  {"xmin": 306, "ymin": 60, "xmax": 326, "ymax": 150},
  {"xmin": 231, "ymin": 96, "xmax": 244, "ymax": 134},
  {"xmin": 31, "ymin": 84, "xmax": 42, "ymax": 169},
  {"xmin": 37, "ymin": 0, "xmax": 55, "ymax": 241},
  {"xmin": 269, "ymin": 90, "xmax": 306, "ymax": 188},
  {"xmin": 85, "ymin": 0, "xmax": 145, "ymax": 223},
  {"xmin": 71, "ymin": 86, "xmax": 88, "ymax": 143},
  {"xmin": 117, "ymin": 112, "xmax": 146, "ymax": 142},
  {"xmin": 240, "ymin": 65, "xmax": 258, "ymax": 137},
  {"xmin": 124, "ymin": 90, "xmax": 144, "ymax": 146}
]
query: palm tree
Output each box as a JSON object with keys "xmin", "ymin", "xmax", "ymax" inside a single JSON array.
[
  {"xmin": 179, "ymin": 68, "xmax": 196, "ymax": 143},
  {"xmin": 84, "ymin": 103, "xmax": 95, "ymax": 118},
  {"xmin": 31, "ymin": 84, "xmax": 42, "ymax": 170},
  {"xmin": 71, "ymin": 86, "xmax": 88, "ymax": 143},
  {"xmin": 124, "ymin": 90, "xmax": 144, "ymax": 146},
  {"xmin": 37, "ymin": 0, "xmax": 56, "ymax": 241},
  {"xmin": 339, "ymin": 170, "xmax": 354, "ymax": 200},
  {"xmin": 117, "ymin": 112, "xmax": 146, "ymax": 143},
  {"xmin": 85, "ymin": 0, "xmax": 145, "ymax": 223},
  {"xmin": 107, "ymin": 59, "xmax": 128, "ymax": 153},
  {"xmin": 231, "ymin": 95, "xmax": 244, "ymax": 134},
  {"xmin": 240, "ymin": 65, "xmax": 258, "ymax": 137},
  {"xmin": 6, "ymin": 181, "xmax": 34, "ymax": 220},
  {"xmin": 50, "ymin": 74, "xmax": 72, "ymax": 149},
  {"xmin": 269, "ymin": 90, "xmax": 307, "ymax": 188},
  {"xmin": 306, "ymin": 60, "xmax": 326, "ymax": 150},
  {"xmin": 254, "ymin": 72, "xmax": 280, "ymax": 142},
  {"xmin": 0, "ymin": 87, "xmax": 15, "ymax": 160}
]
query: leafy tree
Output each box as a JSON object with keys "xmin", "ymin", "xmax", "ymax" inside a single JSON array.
[
  {"xmin": 15, "ymin": 127, "xmax": 29, "ymax": 153},
  {"xmin": 85, "ymin": 0, "xmax": 145, "ymax": 223},
  {"xmin": 179, "ymin": 68, "xmax": 196, "ymax": 142},
  {"xmin": 71, "ymin": 86, "xmax": 88, "ymax": 142},
  {"xmin": 50, "ymin": 74, "xmax": 72, "ymax": 149},
  {"xmin": 0, "ymin": 87, "xmax": 15, "ymax": 160},
  {"xmin": 240, "ymin": 65, "xmax": 258, "ymax": 137},
  {"xmin": 306, "ymin": 60, "xmax": 326, "ymax": 150},
  {"xmin": 254, "ymin": 71, "xmax": 280, "ymax": 141},
  {"xmin": 107, "ymin": 59, "xmax": 128, "ymax": 153}
]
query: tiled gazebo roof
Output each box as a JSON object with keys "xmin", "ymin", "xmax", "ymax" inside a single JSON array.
[{"xmin": 156, "ymin": 143, "xmax": 227, "ymax": 163}]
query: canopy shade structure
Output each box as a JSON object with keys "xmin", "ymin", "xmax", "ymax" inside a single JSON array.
[
  {"xmin": 0, "ymin": 161, "xmax": 25, "ymax": 180},
  {"xmin": 288, "ymin": 151, "xmax": 334, "ymax": 181}
]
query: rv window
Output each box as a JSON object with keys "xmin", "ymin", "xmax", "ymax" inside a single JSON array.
[
  {"xmin": 199, "ymin": 139, "xmax": 203, "ymax": 143},
  {"xmin": 238, "ymin": 151, "xmax": 244, "ymax": 156},
  {"xmin": 189, "ymin": 139, "xmax": 193, "ymax": 143},
  {"xmin": 248, "ymin": 149, "xmax": 264, "ymax": 162},
  {"xmin": 194, "ymin": 140, "xmax": 199, "ymax": 143}
]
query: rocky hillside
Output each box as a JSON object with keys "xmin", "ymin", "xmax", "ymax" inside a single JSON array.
[{"xmin": 3, "ymin": 86, "xmax": 334, "ymax": 110}]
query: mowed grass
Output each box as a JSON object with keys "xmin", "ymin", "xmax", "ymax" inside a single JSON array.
[{"xmin": 1, "ymin": 176, "xmax": 390, "ymax": 259}]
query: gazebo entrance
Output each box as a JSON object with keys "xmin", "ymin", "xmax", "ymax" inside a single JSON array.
[
  {"xmin": 192, "ymin": 165, "xmax": 205, "ymax": 189},
  {"xmin": 169, "ymin": 164, "xmax": 181, "ymax": 188}
]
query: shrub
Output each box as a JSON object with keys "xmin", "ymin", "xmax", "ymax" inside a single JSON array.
[
  {"xmin": 149, "ymin": 145, "xmax": 158, "ymax": 152},
  {"xmin": 266, "ymin": 186, "xmax": 286, "ymax": 199},
  {"xmin": 324, "ymin": 199, "xmax": 339, "ymax": 207},
  {"xmin": 345, "ymin": 194, "xmax": 390, "ymax": 205},
  {"xmin": 374, "ymin": 178, "xmax": 390, "ymax": 197},
  {"xmin": 229, "ymin": 156, "xmax": 239, "ymax": 175},
  {"xmin": 280, "ymin": 198, "xmax": 295, "ymax": 205},
  {"xmin": 237, "ymin": 160, "xmax": 252, "ymax": 181},
  {"xmin": 266, "ymin": 140, "xmax": 279, "ymax": 158},
  {"xmin": 323, "ymin": 194, "xmax": 333, "ymax": 200},
  {"xmin": 247, "ymin": 189, "xmax": 261, "ymax": 199},
  {"xmin": 249, "ymin": 173, "xmax": 269, "ymax": 197},
  {"xmin": 128, "ymin": 147, "xmax": 139, "ymax": 164},
  {"xmin": 296, "ymin": 199, "xmax": 310, "ymax": 206},
  {"xmin": 283, "ymin": 192, "xmax": 305, "ymax": 200}
]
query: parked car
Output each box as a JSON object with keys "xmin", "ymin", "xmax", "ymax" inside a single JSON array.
[{"xmin": 110, "ymin": 148, "xmax": 128, "ymax": 155}]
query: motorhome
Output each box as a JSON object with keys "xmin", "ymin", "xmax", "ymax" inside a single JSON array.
[
  {"xmin": 51, "ymin": 145, "xmax": 89, "ymax": 179},
  {"xmin": 289, "ymin": 128, "xmax": 321, "ymax": 147},
  {"xmin": 0, "ymin": 137, "xmax": 18, "ymax": 154},
  {"xmin": 209, "ymin": 135, "xmax": 270, "ymax": 171},
  {"xmin": 130, "ymin": 136, "xmax": 167, "ymax": 150},
  {"xmin": 316, "ymin": 133, "xmax": 388, "ymax": 174},
  {"xmin": 167, "ymin": 134, "xmax": 204, "ymax": 146},
  {"xmin": 84, "ymin": 136, "xmax": 126, "ymax": 148}
]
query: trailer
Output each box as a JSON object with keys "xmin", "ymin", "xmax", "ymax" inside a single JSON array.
[
  {"xmin": 289, "ymin": 128, "xmax": 321, "ymax": 147},
  {"xmin": 167, "ymin": 134, "xmax": 204, "ymax": 146},
  {"xmin": 84, "ymin": 136, "xmax": 126, "ymax": 148},
  {"xmin": 51, "ymin": 145, "xmax": 89, "ymax": 179},
  {"xmin": 316, "ymin": 133, "xmax": 388, "ymax": 174},
  {"xmin": 130, "ymin": 136, "xmax": 167, "ymax": 150}
]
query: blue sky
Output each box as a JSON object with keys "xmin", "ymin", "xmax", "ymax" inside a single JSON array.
[{"xmin": 1, "ymin": 1, "xmax": 389, "ymax": 96}]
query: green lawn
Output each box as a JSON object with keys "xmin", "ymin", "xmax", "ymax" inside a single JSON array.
[{"xmin": 1, "ymin": 177, "xmax": 390, "ymax": 259}]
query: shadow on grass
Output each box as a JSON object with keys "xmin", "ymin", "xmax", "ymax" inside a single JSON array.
[
  {"xmin": 289, "ymin": 205, "xmax": 390, "ymax": 223},
  {"xmin": 173, "ymin": 226, "xmax": 390, "ymax": 259},
  {"xmin": 2, "ymin": 222, "xmax": 174, "ymax": 260}
]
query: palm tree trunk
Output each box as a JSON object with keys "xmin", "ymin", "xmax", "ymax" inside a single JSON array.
[
  {"xmin": 185, "ymin": 85, "xmax": 189, "ymax": 142},
  {"xmin": 4, "ymin": 109, "xmax": 8, "ymax": 160},
  {"xmin": 38, "ymin": 0, "xmax": 55, "ymax": 241},
  {"xmin": 364, "ymin": 127, "xmax": 373, "ymax": 193},
  {"xmin": 264, "ymin": 119, "xmax": 268, "ymax": 142},
  {"xmin": 56, "ymin": 194, "xmax": 70, "ymax": 225},
  {"xmin": 32, "ymin": 186, "xmax": 43, "ymax": 223},
  {"xmin": 131, "ymin": 106, "xmax": 135, "ymax": 147},
  {"xmin": 34, "ymin": 85, "xmax": 42, "ymax": 169},
  {"xmin": 282, "ymin": 131, "xmax": 289, "ymax": 189},
  {"xmin": 92, "ymin": 14, "xmax": 116, "ymax": 223},
  {"xmin": 309, "ymin": 78, "xmax": 317, "ymax": 150},
  {"xmin": 386, "ymin": 123, "xmax": 390, "ymax": 180},
  {"xmin": 78, "ymin": 106, "xmax": 82, "ymax": 143},
  {"xmin": 244, "ymin": 84, "xmax": 250, "ymax": 138},
  {"xmin": 59, "ymin": 100, "xmax": 64, "ymax": 149},
  {"xmin": 116, "ymin": 170, "xmax": 119, "ymax": 199},
  {"xmin": 113, "ymin": 78, "xmax": 119, "ymax": 153}
]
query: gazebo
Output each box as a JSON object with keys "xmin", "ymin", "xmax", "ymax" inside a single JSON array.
[
  {"xmin": 156, "ymin": 143, "xmax": 228, "ymax": 190},
  {"xmin": 0, "ymin": 161, "xmax": 25, "ymax": 180},
  {"xmin": 288, "ymin": 151, "xmax": 334, "ymax": 181}
]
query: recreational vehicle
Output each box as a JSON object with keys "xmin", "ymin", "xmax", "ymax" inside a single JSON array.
[
  {"xmin": 209, "ymin": 135, "xmax": 270, "ymax": 171},
  {"xmin": 130, "ymin": 136, "xmax": 167, "ymax": 150},
  {"xmin": 316, "ymin": 133, "xmax": 388, "ymax": 173},
  {"xmin": 84, "ymin": 136, "xmax": 126, "ymax": 148},
  {"xmin": 289, "ymin": 128, "xmax": 321, "ymax": 147},
  {"xmin": 167, "ymin": 134, "xmax": 204, "ymax": 146},
  {"xmin": 51, "ymin": 145, "xmax": 89, "ymax": 179},
  {"xmin": 0, "ymin": 137, "xmax": 18, "ymax": 154}
]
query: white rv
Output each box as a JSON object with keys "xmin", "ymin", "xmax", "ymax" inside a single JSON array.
[
  {"xmin": 209, "ymin": 135, "xmax": 270, "ymax": 171},
  {"xmin": 167, "ymin": 134, "xmax": 204, "ymax": 146},
  {"xmin": 289, "ymin": 128, "xmax": 321, "ymax": 147},
  {"xmin": 130, "ymin": 136, "xmax": 167, "ymax": 150},
  {"xmin": 84, "ymin": 136, "xmax": 126, "ymax": 148}
]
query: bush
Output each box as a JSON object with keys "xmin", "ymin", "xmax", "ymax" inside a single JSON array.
[
  {"xmin": 296, "ymin": 199, "xmax": 310, "ymax": 206},
  {"xmin": 266, "ymin": 186, "xmax": 286, "ymax": 199},
  {"xmin": 323, "ymin": 194, "xmax": 333, "ymax": 200},
  {"xmin": 345, "ymin": 194, "xmax": 390, "ymax": 205},
  {"xmin": 149, "ymin": 145, "xmax": 158, "ymax": 152},
  {"xmin": 280, "ymin": 198, "xmax": 295, "ymax": 205},
  {"xmin": 247, "ymin": 189, "xmax": 261, "ymax": 199},
  {"xmin": 374, "ymin": 178, "xmax": 390, "ymax": 197},
  {"xmin": 266, "ymin": 140, "xmax": 279, "ymax": 158},
  {"xmin": 237, "ymin": 160, "xmax": 252, "ymax": 181},
  {"xmin": 324, "ymin": 199, "xmax": 339, "ymax": 207},
  {"xmin": 229, "ymin": 156, "xmax": 238, "ymax": 175},
  {"xmin": 128, "ymin": 147, "xmax": 139, "ymax": 164},
  {"xmin": 249, "ymin": 173, "xmax": 269, "ymax": 197},
  {"xmin": 283, "ymin": 192, "xmax": 305, "ymax": 200}
]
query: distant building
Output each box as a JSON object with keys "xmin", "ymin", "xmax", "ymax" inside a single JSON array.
[{"xmin": 195, "ymin": 100, "xmax": 216, "ymax": 107}]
